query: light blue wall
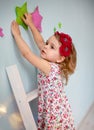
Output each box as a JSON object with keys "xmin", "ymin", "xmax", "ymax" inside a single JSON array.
[{"xmin": 0, "ymin": 0, "xmax": 94, "ymax": 129}]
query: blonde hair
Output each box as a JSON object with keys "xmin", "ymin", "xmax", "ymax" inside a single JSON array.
[
  {"xmin": 55, "ymin": 33, "xmax": 77, "ymax": 85},
  {"xmin": 60, "ymin": 43, "xmax": 77, "ymax": 85}
]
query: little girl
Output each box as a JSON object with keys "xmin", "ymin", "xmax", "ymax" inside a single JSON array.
[{"xmin": 11, "ymin": 13, "xmax": 77, "ymax": 130}]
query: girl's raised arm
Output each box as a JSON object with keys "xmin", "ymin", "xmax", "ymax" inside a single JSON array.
[
  {"xmin": 22, "ymin": 13, "xmax": 44, "ymax": 50},
  {"xmin": 11, "ymin": 21, "xmax": 50, "ymax": 75}
]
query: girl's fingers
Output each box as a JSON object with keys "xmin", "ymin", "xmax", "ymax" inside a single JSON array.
[
  {"xmin": 24, "ymin": 13, "xmax": 28, "ymax": 18},
  {"xmin": 11, "ymin": 21, "xmax": 15, "ymax": 28},
  {"xmin": 21, "ymin": 15, "xmax": 26, "ymax": 23},
  {"xmin": 22, "ymin": 13, "xmax": 28, "ymax": 20}
]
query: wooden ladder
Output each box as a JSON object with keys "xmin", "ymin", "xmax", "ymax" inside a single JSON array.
[{"xmin": 6, "ymin": 65, "xmax": 38, "ymax": 130}]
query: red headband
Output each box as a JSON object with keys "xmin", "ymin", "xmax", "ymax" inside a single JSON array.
[{"xmin": 54, "ymin": 31, "xmax": 72, "ymax": 57}]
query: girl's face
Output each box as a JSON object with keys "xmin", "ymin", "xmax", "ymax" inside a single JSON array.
[{"xmin": 40, "ymin": 35, "xmax": 64, "ymax": 63}]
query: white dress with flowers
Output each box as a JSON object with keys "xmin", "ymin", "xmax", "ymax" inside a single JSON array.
[{"xmin": 37, "ymin": 62, "xmax": 75, "ymax": 130}]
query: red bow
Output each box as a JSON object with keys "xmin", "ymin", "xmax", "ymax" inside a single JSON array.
[{"xmin": 54, "ymin": 31, "xmax": 72, "ymax": 57}]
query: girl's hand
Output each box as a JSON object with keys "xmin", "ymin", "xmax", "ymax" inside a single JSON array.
[
  {"xmin": 22, "ymin": 13, "xmax": 33, "ymax": 27},
  {"xmin": 11, "ymin": 21, "xmax": 21, "ymax": 37}
]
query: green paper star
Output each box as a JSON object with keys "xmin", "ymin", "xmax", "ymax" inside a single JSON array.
[
  {"xmin": 15, "ymin": 2, "xmax": 28, "ymax": 30},
  {"xmin": 54, "ymin": 27, "xmax": 57, "ymax": 33},
  {"xmin": 58, "ymin": 22, "xmax": 62, "ymax": 29}
]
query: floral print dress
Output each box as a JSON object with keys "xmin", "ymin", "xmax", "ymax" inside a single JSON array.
[{"xmin": 37, "ymin": 63, "xmax": 75, "ymax": 130}]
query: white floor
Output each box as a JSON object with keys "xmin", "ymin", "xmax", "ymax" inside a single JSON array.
[{"xmin": 77, "ymin": 103, "xmax": 94, "ymax": 130}]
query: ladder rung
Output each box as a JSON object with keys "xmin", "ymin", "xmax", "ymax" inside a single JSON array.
[{"xmin": 27, "ymin": 89, "xmax": 38, "ymax": 102}]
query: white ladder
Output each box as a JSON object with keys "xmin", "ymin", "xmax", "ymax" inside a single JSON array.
[{"xmin": 6, "ymin": 65, "xmax": 38, "ymax": 130}]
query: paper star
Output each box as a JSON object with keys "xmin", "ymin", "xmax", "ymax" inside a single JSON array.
[
  {"xmin": 53, "ymin": 22, "xmax": 63, "ymax": 33},
  {"xmin": 54, "ymin": 27, "xmax": 57, "ymax": 33},
  {"xmin": 32, "ymin": 6, "xmax": 43, "ymax": 32},
  {"xmin": 0, "ymin": 27, "xmax": 4, "ymax": 37},
  {"xmin": 58, "ymin": 22, "xmax": 62, "ymax": 29},
  {"xmin": 15, "ymin": 2, "xmax": 28, "ymax": 30}
]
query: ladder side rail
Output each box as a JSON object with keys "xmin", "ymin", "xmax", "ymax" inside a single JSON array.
[{"xmin": 6, "ymin": 65, "xmax": 37, "ymax": 130}]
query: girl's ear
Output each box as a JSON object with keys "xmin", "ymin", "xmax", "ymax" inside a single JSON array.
[{"xmin": 56, "ymin": 56, "xmax": 65, "ymax": 63}]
